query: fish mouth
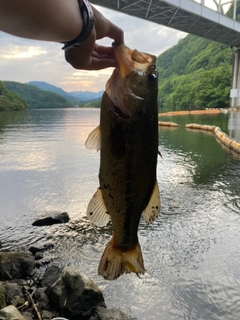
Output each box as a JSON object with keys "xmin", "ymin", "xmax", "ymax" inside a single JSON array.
[
  {"xmin": 112, "ymin": 42, "xmax": 156, "ymax": 74},
  {"xmin": 106, "ymin": 43, "xmax": 157, "ymax": 122}
]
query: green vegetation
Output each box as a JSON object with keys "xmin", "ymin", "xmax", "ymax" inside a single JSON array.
[
  {"xmin": 3, "ymin": 81, "xmax": 72, "ymax": 109},
  {"xmin": 0, "ymin": 81, "xmax": 27, "ymax": 111},
  {"xmin": 157, "ymin": 35, "xmax": 232, "ymax": 110},
  {"xmin": 79, "ymin": 97, "xmax": 101, "ymax": 108}
]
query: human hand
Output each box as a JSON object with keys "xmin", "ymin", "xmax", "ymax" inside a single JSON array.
[{"xmin": 65, "ymin": 4, "xmax": 124, "ymax": 70}]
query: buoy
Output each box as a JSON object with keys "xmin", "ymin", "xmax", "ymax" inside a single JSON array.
[
  {"xmin": 186, "ymin": 123, "xmax": 240, "ymax": 154},
  {"xmin": 158, "ymin": 121, "xmax": 179, "ymax": 127}
]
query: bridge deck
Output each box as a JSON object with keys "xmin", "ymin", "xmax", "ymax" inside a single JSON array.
[{"xmin": 91, "ymin": 0, "xmax": 240, "ymax": 47}]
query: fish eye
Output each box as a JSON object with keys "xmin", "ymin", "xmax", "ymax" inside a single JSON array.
[{"xmin": 148, "ymin": 73, "xmax": 157, "ymax": 81}]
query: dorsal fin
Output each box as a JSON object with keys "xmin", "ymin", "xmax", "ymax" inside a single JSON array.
[
  {"xmin": 85, "ymin": 125, "xmax": 101, "ymax": 150},
  {"xmin": 142, "ymin": 180, "xmax": 160, "ymax": 224},
  {"xmin": 86, "ymin": 188, "xmax": 110, "ymax": 227}
]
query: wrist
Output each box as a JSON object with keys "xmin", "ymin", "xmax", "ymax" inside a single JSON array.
[{"xmin": 62, "ymin": 0, "xmax": 94, "ymax": 50}]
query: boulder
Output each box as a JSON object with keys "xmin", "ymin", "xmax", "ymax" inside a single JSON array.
[
  {"xmin": 4, "ymin": 281, "xmax": 25, "ymax": 306},
  {"xmin": 32, "ymin": 212, "xmax": 70, "ymax": 226},
  {"xmin": 0, "ymin": 305, "xmax": 27, "ymax": 320},
  {"xmin": 48, "ymin": 266, "xmax": 105, "ymax": 320},
  {"xmin": 0, "ymin": 252, "xmax": 35, "ymax": 280},
  {"xmin": 41, "ymin": 264, "xmax": 62, "ymax": 288}
]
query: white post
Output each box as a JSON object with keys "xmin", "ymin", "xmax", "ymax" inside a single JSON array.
[
  {"xmin": 230, "ymin": 49, "xmax": 240, "ymax": 109},
  {"xmin": 233, "ymin": 0, "xmax": 237, "ymax": 20}
]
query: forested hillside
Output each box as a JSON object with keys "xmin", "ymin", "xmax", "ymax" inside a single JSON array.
[
  {"xmin": 0, "ymin": 81, "xmax": 27, "ymax": 111},
  {"xmin": 3, "ymin": 81, "xmax": 72, "ymax": 109},
  {"xmin": 157, "ymin": 34, "xmax": 232, "ymax": 110}
]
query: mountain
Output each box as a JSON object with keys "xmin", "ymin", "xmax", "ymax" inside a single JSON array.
[
  {"xmin": 68, "ymin": 90, "xmax": 103, "ymax": 101},
  {"xmin": 4, "ymin": 81, "xmax": 72, "ymax": 109},
  {"xmin": 156, "ymin": 3, "xmax": 240, "ymax": 110},
  {"xmin": 0, "ymin": 81, "xmax": 27, "ymax": 111},
  {"xmin": 28, "ymin": 81, "xmax": 70, "ymax": 99},
  {"xmin": 157, "ymin": 35, "xmax": 232, "ymax": 110},
  {"xmin": 28, "ymin": 81, "xmax": 103, "ymax": 102}
]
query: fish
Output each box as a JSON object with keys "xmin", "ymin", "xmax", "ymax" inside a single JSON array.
[{"xmin": 85, "ymin": 43, "xmax": 160, "ymax": 280}]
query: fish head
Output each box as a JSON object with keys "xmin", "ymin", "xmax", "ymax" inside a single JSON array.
[{"xmin": 106, "ymin": 43, "xmax": 158, "ymax": 122}]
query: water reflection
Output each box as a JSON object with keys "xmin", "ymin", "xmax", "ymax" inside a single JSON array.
[
  {"xmin": 1, "ymin": 109, "xmax": 240, "ymax": 319},
  {"xmin": 228, "ymin": 111, "xmax": 240, "ymax": 141}
]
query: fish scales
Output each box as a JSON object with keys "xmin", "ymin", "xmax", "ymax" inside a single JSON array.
[
  {"xmin": 100, "ymin": 93, "xmax": 158, "ymax": 248},
  {"xmin": 86, "ymin": 43, "xmax": 161, "ymax": 280}
]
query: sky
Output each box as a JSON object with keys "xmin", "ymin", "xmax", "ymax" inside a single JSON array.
[{"xmin": 0, "ymin": 0, "xmax": 231, "ymax": 93}]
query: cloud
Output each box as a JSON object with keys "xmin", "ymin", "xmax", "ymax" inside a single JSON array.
[
  {"xmin": 59, "ymin": 69, "xmax": 112, "ymax": 92},
  {"xmin": 0, "ymin": 4, "xmax": 188, "ymax": 92},
  {"xmin": 0, "ymin": 46, "xmax": 47, "ymax": 59}
]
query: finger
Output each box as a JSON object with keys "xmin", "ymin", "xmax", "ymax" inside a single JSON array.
[
  {"xmin": 106, "ymin": 20, "xmax": 124, "ymax": 44},
  {"xmin": 94, "ymin": 44, "xmax": 114, "ymax": 55},
  {"xmin": 88, "ymin": 57, "xmax": 117, "ymax": 70}
]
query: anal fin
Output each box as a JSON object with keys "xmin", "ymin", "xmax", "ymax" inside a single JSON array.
[{"xmin": 143, "ymin": 180, "xmax": 160, "ymax": 224}]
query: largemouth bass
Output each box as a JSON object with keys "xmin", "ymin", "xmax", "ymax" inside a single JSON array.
[{"xmin": 85, "ymin": 43, "xmax": 160, "ymax": 280}]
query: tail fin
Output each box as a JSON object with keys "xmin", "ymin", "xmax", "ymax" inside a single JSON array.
[{"xmin": 98, "ymin": 237, "xmax": 145, "ymax": 280}]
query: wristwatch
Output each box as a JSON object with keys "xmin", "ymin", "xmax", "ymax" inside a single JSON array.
[{"xmin": 62, "ymin": 0, "xmax": 94, "ymax": 50}]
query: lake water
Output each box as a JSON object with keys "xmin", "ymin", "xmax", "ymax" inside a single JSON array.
[{"xmin": 0, "ymin": 108, "xmax": 240, "ymax": 320}]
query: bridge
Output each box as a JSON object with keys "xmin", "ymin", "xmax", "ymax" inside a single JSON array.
[{"xmin": 90, "ymin": 0, "xmax": 240, "ymax": 109}]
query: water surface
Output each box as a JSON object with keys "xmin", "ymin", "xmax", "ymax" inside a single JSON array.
[{"xmin": 0, "ymin": 108, "xmax": 240, "ymax": 320}]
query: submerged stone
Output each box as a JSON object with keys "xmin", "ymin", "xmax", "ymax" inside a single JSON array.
[{"xmin": 32, "ymin": 212, "xmax": 70, "ymax": 226}]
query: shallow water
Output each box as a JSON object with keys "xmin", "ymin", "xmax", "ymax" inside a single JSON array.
[{"xmin": 0, "ymin": 108, "xmax": 240, "ymax": 320}]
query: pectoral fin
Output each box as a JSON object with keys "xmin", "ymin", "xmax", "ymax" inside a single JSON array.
[
  {"xmin": 86, "ymin": 188, "xmax": 110, "ymax": 227},
  {"xmin": 142, "ymin": 180, "xmax": 160, "ymax": 224},
  {"xmin": 85, "ymin": 125, "xmax": 101, "ymax": 150}
]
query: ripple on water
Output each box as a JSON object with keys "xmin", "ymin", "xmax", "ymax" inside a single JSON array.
[
  {"xmin": 1, "ymin": 109, "xmax": 240, "ymax": 320},
  {"xmin": 224, "ymin": 195, "xmax": 240, "ymax": 215},
  {"xmin": 168, "ymin": 273, "xmax": 240, "ymax": 320}
]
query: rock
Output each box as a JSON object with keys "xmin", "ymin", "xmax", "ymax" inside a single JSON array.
[
  {"xmin": 33, "ymin": 288, "xmax": 50, "ymax": 310},
  {"xmin": 0, "ymin": 252, "xmax": 35, "ymax": 280},
  {"xmin": 22, "ymin": 310, "xmax": 35, "ymax": 320},
  {"xmin": 35, "ymin": 252, "xmax": 44, "ymax": 260},
  {"xmin": 35, "ymin": 258, "xmax": 51, "ymax": 268},
  {"xmin": 32, "ymin": 212, "xmax": 70, "ymax": 226},
  {"xmin": 4, "ymin": 281, "xmax": 25, "ymax": 306},
  {"xmin": 48, "ymin": 266, "xmax": 105, "ymax": 320},
  {"xmin": 41, "ymin": 264, "xmax": 62, "ymax": 288},
  {"xmin": 0, "ymin": 305, "xmax": 27, "ymax": 320},
  {"xmin": 90, "ymin": 307, "xmax": 136, "ymax": 320},
  {"xmin": 29, "ymin": 242, "xmax": 54, "ymax": 255},
  {"xmin": 0, "ymin": 282, "xmax": 6, "ymax": 309},
  {"xmin": 41, "ymin": 309, "xmax": 54, "ymax": 320}
]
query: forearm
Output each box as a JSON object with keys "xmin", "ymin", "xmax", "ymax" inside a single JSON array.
[{"xmin": 0, "ymin": 0, "xmax": 82, "ymax": 42}]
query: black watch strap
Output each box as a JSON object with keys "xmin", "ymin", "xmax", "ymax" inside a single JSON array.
[{"xmin": 62, "ymin": 0, "xmax": 94, "ymax": 50}]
